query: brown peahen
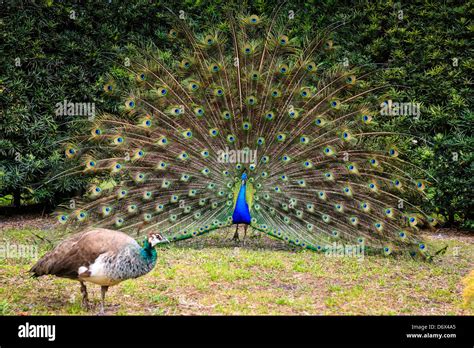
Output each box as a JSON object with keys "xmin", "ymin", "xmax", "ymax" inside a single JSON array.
[{"xmin": 30, "ymin": 229, "xmax": 164, "ymax": 314}]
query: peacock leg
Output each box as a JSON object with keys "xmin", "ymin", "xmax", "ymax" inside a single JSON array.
[
  {"xmin": 99, "ymin": 285, "xmax": 108, "ymax": 315},
  {"xmin": 80, "ymin": 281, "xmax": 89, "ymax": 310},
  {"xmin": 232, "ymin": 224, "xmax": 240, "ymax": 241}
]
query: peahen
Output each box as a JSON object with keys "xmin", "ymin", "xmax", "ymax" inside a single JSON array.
[
  {"xmin": 52, "ymin": 10, "xmax": 436, "ymax": 258},
  {"xmin": 30, "ymin": 229, "xmax": 164, "ymax": 314}
]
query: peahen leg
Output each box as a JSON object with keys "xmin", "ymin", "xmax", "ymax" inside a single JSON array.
[
  {"xmin": 80, "ymin": 281, "xmax": 89, "ymax": 310},
  {"xmin": 232, "ymin": 225, "xmax": 239, "ymax": 241},
  {"xmin": 99, "ymin": 285, "xmax": 108, "ymax": 315}
]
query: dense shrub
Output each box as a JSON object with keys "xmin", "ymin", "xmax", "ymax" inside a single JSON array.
[{"xmin": 0, "ymin": 0, "xmax": 471, "ymax": 228}]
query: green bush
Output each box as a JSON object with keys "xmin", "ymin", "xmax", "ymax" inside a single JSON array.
[{"xmin": 0, "ymin": 0, "xmax": 471, "ymax": 228}]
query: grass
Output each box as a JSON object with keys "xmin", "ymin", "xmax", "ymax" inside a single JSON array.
[{"xmin": 0, "ymin": 224, "xmax": 472, "ymax": 315}]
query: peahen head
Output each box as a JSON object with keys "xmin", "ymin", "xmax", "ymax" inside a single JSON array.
[
  {"xmin": 140, "ymin": 232, "xmax": 163, "ymax": 263},
  {"xmin": 146, "ymin": 232, "xmax": 164, "ymax": 248}
]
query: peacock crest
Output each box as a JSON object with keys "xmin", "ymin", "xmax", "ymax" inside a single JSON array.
[{"xmin": 53, "ymin": 9, "xmax": 437, "ymax": 257}]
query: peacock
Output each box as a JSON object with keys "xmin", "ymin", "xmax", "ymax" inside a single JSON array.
[
  {"xmin": 30, "ymin": 229, "xmax": 164, "ymax": 314},
  {"xmin": 50, "ymin": 9, "xmax": 438, "ymax": 259}
]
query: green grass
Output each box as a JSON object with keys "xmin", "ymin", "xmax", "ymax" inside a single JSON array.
[{"xmin": 0, "ymin": 226, "xmax": 472, "ymax": 315}]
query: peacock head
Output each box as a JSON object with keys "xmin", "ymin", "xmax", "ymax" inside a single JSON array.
[{"xmin": 147, "ymin": 232, "xmax": 165, "ymax": 247}]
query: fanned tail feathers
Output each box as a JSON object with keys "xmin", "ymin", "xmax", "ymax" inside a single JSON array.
[{"xmin": 54, "ymin": 11, "xmax": 437, "ymax": 257}]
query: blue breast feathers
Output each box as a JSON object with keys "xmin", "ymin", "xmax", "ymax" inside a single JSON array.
[{"xmin": 232, "ymin": 182, "xmax": 251, "ymax": 224}]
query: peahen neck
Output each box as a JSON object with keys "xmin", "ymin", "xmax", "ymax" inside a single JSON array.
[{"xmin": 139, "ymin": 240, "xmax": 157, "ymax": 265}]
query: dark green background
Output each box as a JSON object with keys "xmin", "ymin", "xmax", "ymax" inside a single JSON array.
[{"xmin": 0, "ymin": 0, "xmax": 472, "ymax": 229}]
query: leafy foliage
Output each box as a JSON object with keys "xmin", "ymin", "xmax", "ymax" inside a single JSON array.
[{"xmin": 0, "ymin": 0, "xmax": 471, "ymax": 229}]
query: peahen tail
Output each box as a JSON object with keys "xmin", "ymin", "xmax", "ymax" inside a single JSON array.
[{"xmin": 51, "ymin": 10, "xmax": 437, "ymax": 257}]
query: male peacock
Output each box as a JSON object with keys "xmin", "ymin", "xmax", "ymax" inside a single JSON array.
[
  {"xmin": 52, "ymin": 10, "xmax": 437, "ymax": 258},
  {"xmin": 30, "ymin": 229, "xmax": 164, "ymax": 314}
]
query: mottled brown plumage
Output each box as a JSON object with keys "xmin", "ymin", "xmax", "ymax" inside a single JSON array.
[
  {"xmin": 30, "ymin": 228, "xmax": 163, "ymax": 314},
  {"xmin": 30, "ymin": 229, "xmax": 136, "ymax": 279}
]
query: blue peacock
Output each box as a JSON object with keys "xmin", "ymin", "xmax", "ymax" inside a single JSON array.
[{"xmin": 52, "ymin": 10, "xmax": 438, "ymax": 258}]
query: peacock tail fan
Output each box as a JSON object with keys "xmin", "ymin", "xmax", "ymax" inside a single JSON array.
[{"xmin": 52, "ymin": 9, "xmax": 439, "ymax": 258}]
